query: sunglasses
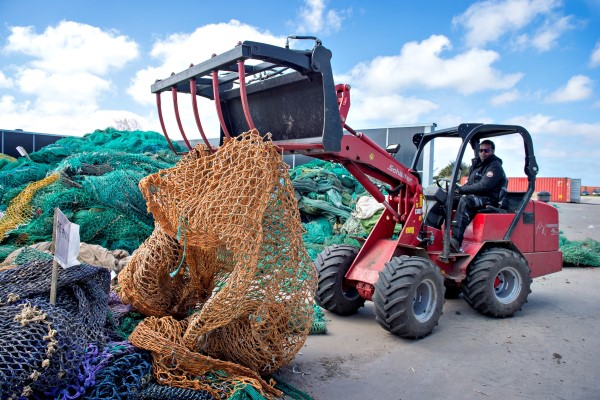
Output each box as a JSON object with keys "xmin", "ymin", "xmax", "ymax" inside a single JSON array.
[{"xmin": 479, "ymin": 148, "xmax": 492, "ymax": 153}]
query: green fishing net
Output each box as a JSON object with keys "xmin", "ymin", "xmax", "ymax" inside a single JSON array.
[{"xmin": 0, "ymin": 128, "xmax": 181, "ymax": 257}]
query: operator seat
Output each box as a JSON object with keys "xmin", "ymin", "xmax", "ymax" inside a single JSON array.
[{"xmin": 481, "ymin": 175, "xmax": 509, "ymax": 213}]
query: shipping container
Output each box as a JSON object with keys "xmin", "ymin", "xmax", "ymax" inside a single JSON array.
[
  {"xmin": 506, "ymin": 177, "xmax": 578, "ymax": 203},
  {"xmin": 570, "ymin": 178, "xmax": 581, "ymax": 203},
  {"xmin": 459, "ymin": 176, "xmax": 581, "ymax": 203}
]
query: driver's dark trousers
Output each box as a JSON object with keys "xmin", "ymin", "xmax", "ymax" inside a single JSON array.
[{"xmin": 451, "ymin": 194, "xmax": 493, "ymax": 245}]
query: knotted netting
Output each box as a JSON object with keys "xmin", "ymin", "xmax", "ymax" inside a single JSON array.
[
  {"xmin": 119, "ymin": 130, "xmax": 316, "ymax": 398},
  {"xmin": 0, "ymin": 129, "xmax": 181, "ymax": 260},
  {"xmin": 0, "ymin": 259, "xmax": 111, "ymax": 399},
  {"xmin": 289, "ymin": 159, "xmax": 366, "ymax": 260}
]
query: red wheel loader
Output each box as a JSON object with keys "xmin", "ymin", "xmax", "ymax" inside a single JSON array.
[{"xmin": 150, "ymin": 36, "xmax": 562, "ymax": 339}]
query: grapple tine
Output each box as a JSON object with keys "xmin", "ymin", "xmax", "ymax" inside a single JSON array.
[
  {"xmin": 151, "ymin": 39, "xmax": 344, "ymax": 152},
  {"xmin": 237, "ymin": 60, "xmax": 256, "ymax": 132},
  {"xmin": 171, "ymin": 86, "xmax": 193, "ymax": 150},
  {"xmin": 155, "ymin": 92, "xmax": 180, "ymax": 155},
  {"xmin": 190, "ymin": 78, "xmax": 215, "ymax": 152},
  {"xmin": 212, "ymin": 70, "xmax": 231, "ymax": 139}
]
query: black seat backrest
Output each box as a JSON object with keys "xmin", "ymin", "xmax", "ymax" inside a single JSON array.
[
  {"xmin": 498, "ymin": 175, "xmax": 509, "ymax": 209},
  {"xmin": 479, "ymin": 175, "xmax": 510, "ymax": 214}
]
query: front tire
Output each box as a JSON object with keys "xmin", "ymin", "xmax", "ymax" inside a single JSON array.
[
  {"xmin": 373, "ymin": 256, "xmax": 444, "ymax": 339},
  {"xmin": 462, "ymin": 247, "xmax": 532, "ymax": 317},
  {"xmin": 315, "ymin": 245, "xmax": 365, "ymax": 315}
]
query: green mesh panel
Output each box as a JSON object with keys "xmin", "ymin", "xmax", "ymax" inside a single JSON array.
[
  {"xmin": 560, "ymin": 236, "xmax": 600, "ymax": 267},
  {"xmin": 290, "ymin": 159, "xmax": 366, "ymax": 260},
  {"xmin": 0, "ymin": 129, "xmax": 181, "ymax": 255}
]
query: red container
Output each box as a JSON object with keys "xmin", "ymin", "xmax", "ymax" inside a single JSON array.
[
  {"xmin": 459, "ymin": 176, "xmax": 574, "ymax": 203},
  {"xmin": 507, "ymin": 177, "xmax": 572, "ymax": 203}
]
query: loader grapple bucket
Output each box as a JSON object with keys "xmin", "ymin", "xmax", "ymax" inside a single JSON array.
[{"xmin": 151, "ymin": 39, "xmax": 344, "ymax": 153}]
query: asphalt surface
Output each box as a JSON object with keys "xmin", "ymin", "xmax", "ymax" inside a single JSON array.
[{"xmin": 277, "ymin": 196, "xmax": 600, "ymax": 400}]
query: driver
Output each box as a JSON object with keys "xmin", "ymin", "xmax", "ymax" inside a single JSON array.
[{"xmin": 450, "ymin": 139, "xmax": 506, "ymax": 252}]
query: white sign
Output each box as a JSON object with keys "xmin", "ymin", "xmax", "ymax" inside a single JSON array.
[{"xmin": 54, "ymin": 208, "xmax": 80, "ymax": 268}]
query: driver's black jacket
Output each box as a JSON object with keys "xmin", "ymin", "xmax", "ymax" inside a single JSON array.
[{"xmin": 458, "ymin": 154, "xmax": 505, "ymax": 201}]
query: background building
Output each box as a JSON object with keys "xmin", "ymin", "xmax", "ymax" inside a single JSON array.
[{"xmin": 1, "ymin": 129, "xmax": 66, "ymax": 158}]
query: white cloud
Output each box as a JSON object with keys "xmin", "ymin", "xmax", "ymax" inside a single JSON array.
[
  {"xmin": 295, "ymin": 0, "xmax": 350, "ymax": 35},
  {"xmin": 4, "ymin": 21, "xmax": 139, "ymax": 74},
  {"xmin": 0, "ymin": 21, "xmax": 142, "ymax": 135},
  {"xmin": 343, "ymin": 35, "xmax": 522, "ymax": 96},
  {"xmin": 435, "ymin": 114, "xmax": 466, "ymax": 129},
  {"xmin": 342, "ymin": 89, "xmax": 439, "ymax": 128},
  {"xmin": 490, "ymin": 89, "xmax": 521, "ymax": 106},
  {"xmin": 0, "ymin": 71, "xmax": 13, "ymax": 88},
  {"xmin": 0, "ymin": 94, "xmax": 150, "ymax": 134},
  {"xmin": 16, "ymin": 69, "xmax": 110, "ymax": 108},
  {"xmin": 495, "ymin": 114, "xmax": 600, "ymax": 180},
  {"xmin": 128, "ymin": 20, "xmax": 287, "ymax": 139},
  {"xmin": 529, "ymin": 16, "xmax": 574, "ymax": 51},
  {"xmin": 129, "ymin": 20, "xmax": 284, "ymax": 106},
  {"xmin": 453, "ymin": 0, "xmax": 564, "ymax": 48},
  {"xmin": 547, "ymin": 75, "xmax": 593, "ymax": 102},
  {"xmin": 590, "ymin": 41, "xmax": 600, "ymax": 67},
  {"xmin": 510, "ymin": 16, "xmax": 574, "ymax": 52},
  {"xmin": 506, "ymin": 113, "xmax": 600, "ymax": 137}
]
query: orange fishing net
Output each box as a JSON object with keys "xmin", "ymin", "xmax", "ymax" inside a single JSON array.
[{"xmin": 119, "ymin": 131, "xmax": 316, "ymax": 398}]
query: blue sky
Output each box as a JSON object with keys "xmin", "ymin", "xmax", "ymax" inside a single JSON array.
[{"xmin": 1, "ymin": 0, "xmax": 600, "ymax": 184}]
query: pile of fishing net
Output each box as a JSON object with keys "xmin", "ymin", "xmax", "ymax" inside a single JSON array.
[
  {"xmin": 0, "ymin": 128, "xmax": 181, "ymax": 261},
  {"xmin": 560, "ymin": 236, "xmax": 600, "ymax": 267},
  {"xmin": 290, "ymin": 159, "xmax": 369, "ymax": 260},
  {"xmin": 0, "ymin": 256, "xmax": 110, "ymax": 398},
  {"xmin": 0, "ymin": 127, "xmax": 336, "ymax": 398},
  {"xmin": 118, "ymin": 131, "xmax": 317, "ymax": 398},
  {"xmin": 0, "ymin": 252, "xmax": 225, "ymax": 399}
]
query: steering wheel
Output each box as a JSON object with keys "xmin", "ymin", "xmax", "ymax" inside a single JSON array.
[{"xmin": 435, "ymin": 177, "xmax": 451, "ymax": 191}]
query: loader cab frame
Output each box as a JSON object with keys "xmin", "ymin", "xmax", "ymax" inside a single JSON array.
[{"xmin": 410, "ymin": 123, "xmax": 539, "ymax": 258}]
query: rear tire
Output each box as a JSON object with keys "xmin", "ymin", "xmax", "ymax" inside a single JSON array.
[
  {"xmin": 373, "ymin": 256, "xmax": 444, "ymax": 339},
  {"xmin": 315, "ymin": 245, "xmax": 365, "ymax": 315},
  {"xmin": 462, "ymin": 247, "xmax": 532, "ymax": 317}
]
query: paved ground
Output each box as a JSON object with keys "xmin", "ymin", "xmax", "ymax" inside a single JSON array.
[{"xmin": 277, "ymin": 196, "xmax": 600, "ymax": 400}]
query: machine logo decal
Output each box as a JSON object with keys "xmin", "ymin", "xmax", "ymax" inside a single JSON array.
[
  {"xmin": 387, "ymin": 164, "xmax": 414, "ymax": 183},
  {"xmin": 536, "ymin": 222, "xmax": 559, "ymax": 236}
]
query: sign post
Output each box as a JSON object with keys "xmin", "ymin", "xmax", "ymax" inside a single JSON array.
[{"xmin": 49, "ymin": 208, "xmax": 80, "ymax": 305}]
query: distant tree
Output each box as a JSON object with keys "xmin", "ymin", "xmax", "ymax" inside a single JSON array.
[
  {"xmin": 435, "ymin": 160, "xmax": 469, "ymax": 179},
  {"xmin": 113, "ymin": 118, "xmax": 142, "ymax": 131}
]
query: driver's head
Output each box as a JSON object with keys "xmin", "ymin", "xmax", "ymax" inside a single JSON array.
[{"xmin": 479, "ymin": 140, "xmax": 495, "ymax": 162}]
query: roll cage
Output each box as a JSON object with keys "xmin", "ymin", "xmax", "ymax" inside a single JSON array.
[{"xmin": 411, "ymin": 123, "xmax": 539, "ymax": 257}]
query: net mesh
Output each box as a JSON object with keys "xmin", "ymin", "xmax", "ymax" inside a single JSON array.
[
  {"xmin": 289, "ymin": 159, "xmax": 365, "ymax": 260},
  {"xmin": 0, "ymin": 173, "xmax": 59, "ymax": 239},
  {"xmin": 0, "ymin": 260, "xmax": 111, "ymax": 399},
  {"xmin": 0, "ymin": 129, "xmax": 180, "ymax": 258},
  {"xmin": 560, "ymin": 236, "xmax": 600, "ymax": 267},
  {"xmin": 119, "ymin": 131, "xmax": 316, "ymax": 398}
]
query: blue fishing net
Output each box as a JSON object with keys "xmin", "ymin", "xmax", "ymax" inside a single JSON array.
[
  {"xmin": 82, "ymin": 341, "xmax": 153, "ymax": 400},
  {"xmin": 0, "ymin": 260, "xmax": 110, "ymax": 399}
]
